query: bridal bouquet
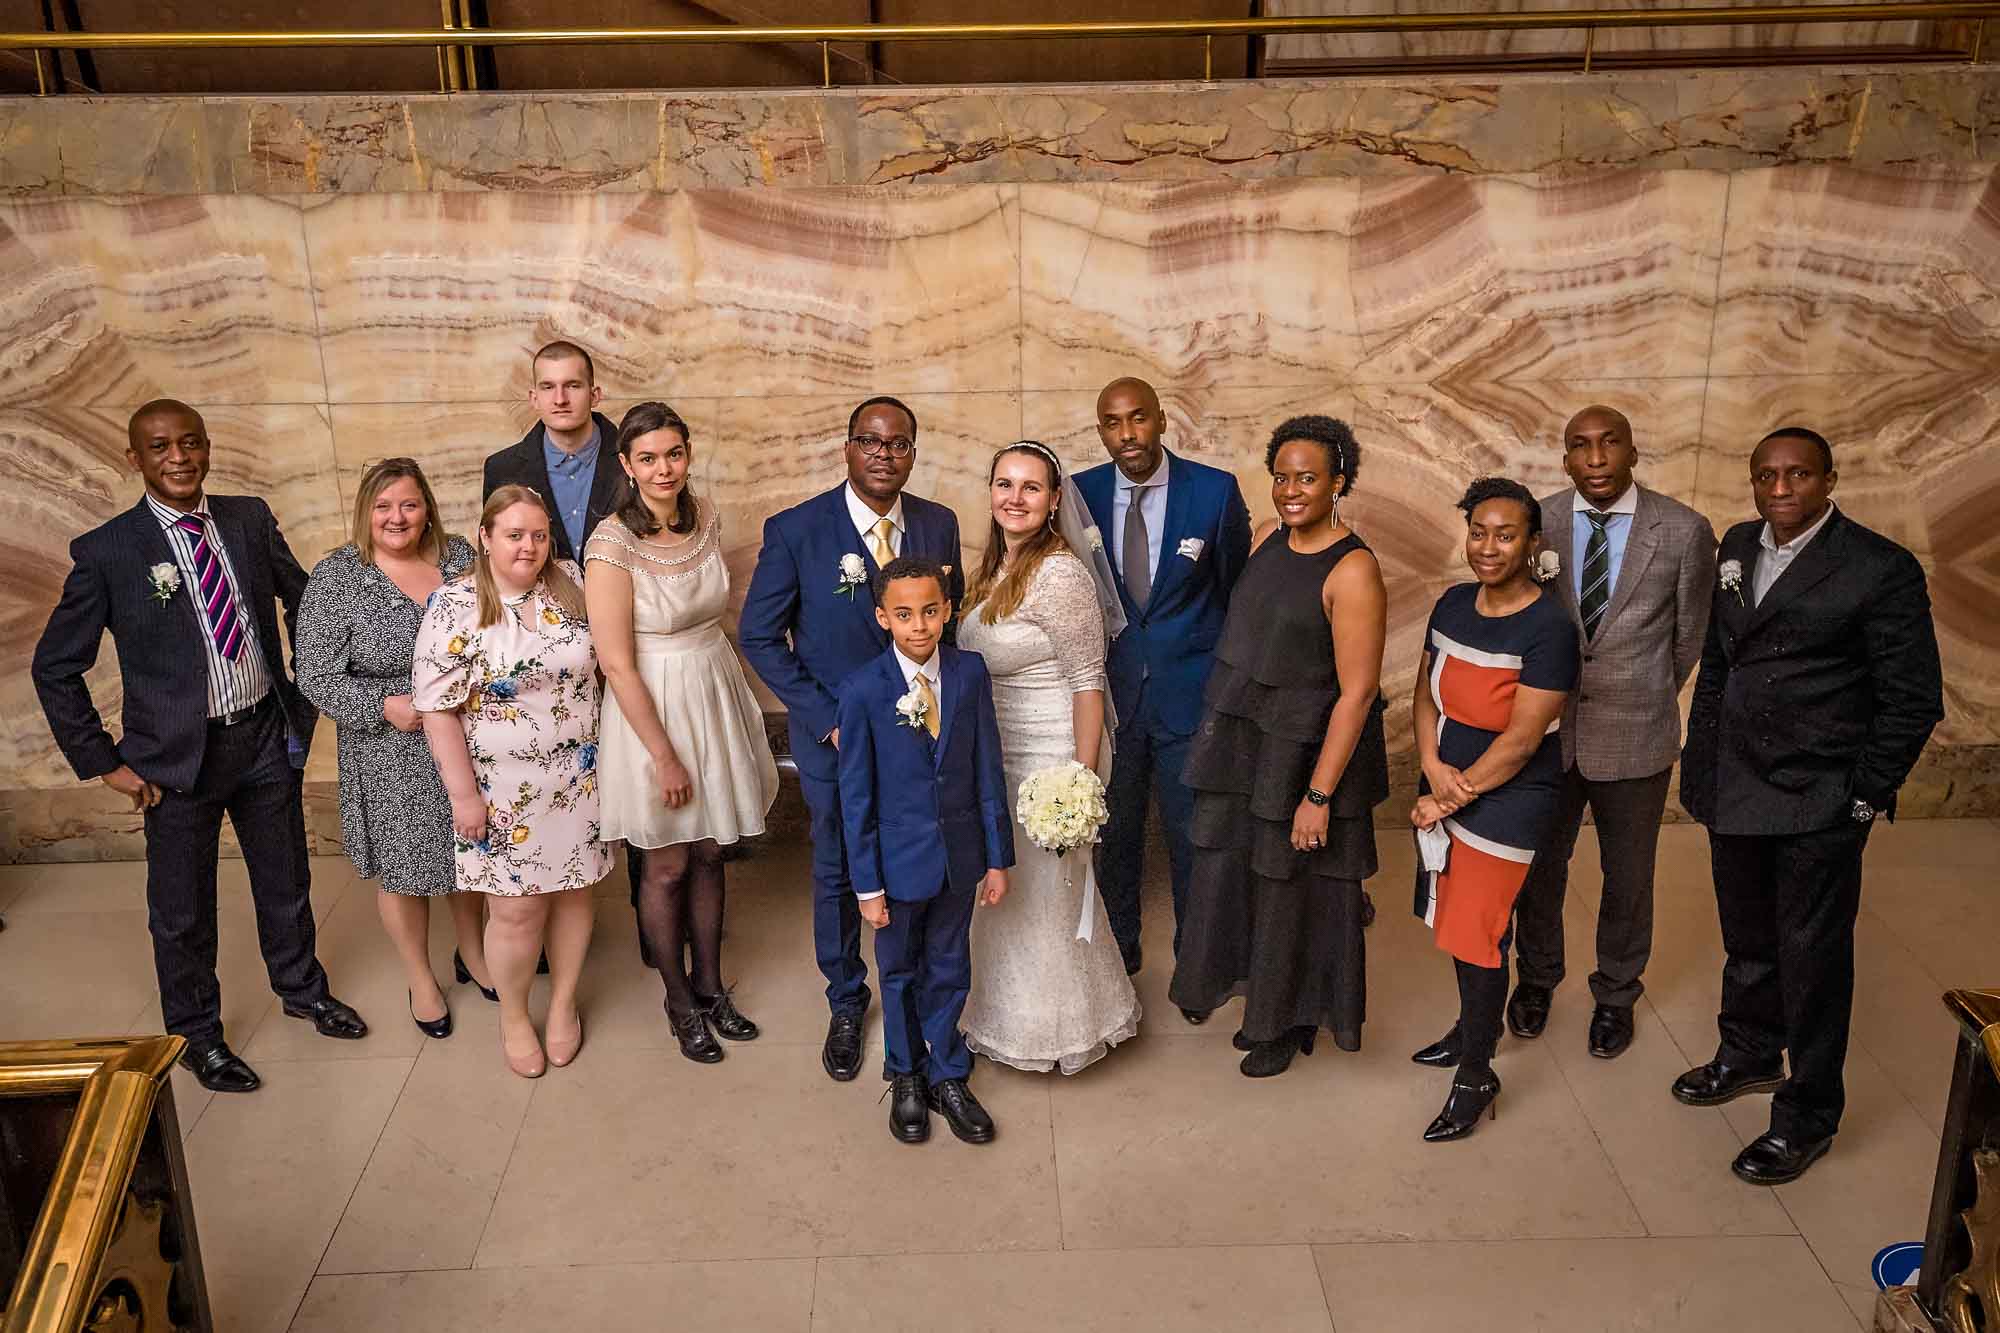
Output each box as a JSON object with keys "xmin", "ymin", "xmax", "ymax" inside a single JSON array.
[{"xmin": 1016, "ymin": 761, "xmax": 1109, "ymax": 858}]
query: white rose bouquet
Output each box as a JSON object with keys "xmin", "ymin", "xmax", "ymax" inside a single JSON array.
[{"xmin": 1015, "ymin": 760, "xmax": 1109, "ymax": 858}]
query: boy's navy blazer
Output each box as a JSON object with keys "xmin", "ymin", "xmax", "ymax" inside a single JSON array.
[
  {"xmin": 738, "ymin": 484, "xmax": 964, "ymax": 782},
  {"xmin": 1074, "ymin": 449, "xmax": 1251, "ymax": 736},
  {"xmin": 835, "ymin": 645, "xmax": 1014, "ymax": 903}
]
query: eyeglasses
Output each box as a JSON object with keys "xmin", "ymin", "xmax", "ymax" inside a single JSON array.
[{"xmin": 850, "ymin": 434, "xmax": 916, "ymax": 459}]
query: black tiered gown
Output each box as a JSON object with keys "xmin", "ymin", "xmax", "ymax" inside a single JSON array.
[{"xmin": 1168, "ymin": 530, "xmax": 1389, "ymax": 1050}]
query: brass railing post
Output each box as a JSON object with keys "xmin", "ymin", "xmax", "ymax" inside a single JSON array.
[
  {"xmin": 821, "ymin": 38, "xmax": 831, "ymax": 86},
  {"xmin": 457, "ymin": 0, "xmax": 478, "ymax": 89},
  {"xmin": 437, "ymin": 0, "xmax": 462, "ymax": 92},
  {"xmin": 31, "ymin": 45, "xmax": 46, "ymax": 93},
  {"xmin": 1583, "ymin": 24, "xmax": 1596, "ymax": 70},
  {"xmin": 1975, "ymin": 16, "xmax": 1988, "ymax": 58},
  {"xmin": 1204, "ymin": 31, "xmax": 1214, "ymax": 80}
]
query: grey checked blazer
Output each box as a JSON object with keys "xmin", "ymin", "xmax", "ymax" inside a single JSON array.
[{"xmin": 1540, "ymin": 484, "xmax": 1718, "ymax": 781}]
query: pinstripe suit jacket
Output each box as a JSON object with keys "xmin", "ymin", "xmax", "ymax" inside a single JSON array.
[{"xmin": 1539, "ymin": 483, "xmax": 1717, "ymax": 781}]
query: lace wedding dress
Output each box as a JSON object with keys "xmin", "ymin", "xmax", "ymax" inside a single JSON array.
[{"xmin": 958, "ymin": 552, "xmax": 1141, "ymax": 1074}]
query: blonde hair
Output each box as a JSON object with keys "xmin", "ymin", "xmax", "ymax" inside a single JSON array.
[
  {"xmin": 963, "ymin": 442, "xmax": 1069, "ymax": 625},
  {"xmin": 351, "ymin": 457, "xmax": 448, "ymax": 566},
  {"xmin": 473, "ymin": 485, "xmax": 586, "ymax": 628}
]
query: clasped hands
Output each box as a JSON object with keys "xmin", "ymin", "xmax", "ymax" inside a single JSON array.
[{"xmin": 1411, "ymin": 758, "xmax": 1479, "ymax": 830}]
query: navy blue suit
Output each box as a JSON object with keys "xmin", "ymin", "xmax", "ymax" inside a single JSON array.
[
  {"xmin": 1074, "ymin": 450, "xmax": 1251, "ymax": 961},
  {"xmin": 738, "ymin": 484, "xmax": 964, "ymax": 1015},
  {"xmin": 836, "ymin": 646, "xmax": 1013, "ymax": 1082}
]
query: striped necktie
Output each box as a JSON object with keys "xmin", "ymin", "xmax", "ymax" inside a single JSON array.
[
  {"xmin": 176, "ymin": 514, "xmax": 247, "ymax": 661},
  {"xmin": 1579, "ymin": 510, "xmax": 1612, "ymax": 641}
]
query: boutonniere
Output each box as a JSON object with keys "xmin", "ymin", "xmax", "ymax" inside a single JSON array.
[
  {"xmin": 147, "ymin": 562, "xmax": 181, "ymax": 603},
  {"xmin": 1718, "ymin": 559, "xmax": 1745, "ymax": 606},
  {"xmin": 834, "ymin": 552, "xmax": 868, "ymax": 600},
  {"xmin": 1177, "ymin": 537, "xmax": 1205, "ymax": 561},
  {"xmin": 894, "ymin": 683, "xmax": 930, "ymax": 732},
  {"xmin": 1534, "ymin": 549, "xmax": 1562, "ymax": 583},
  {"xmin": 1082, "ymin": 525, "xmax": 1105, "ymax": 554}
]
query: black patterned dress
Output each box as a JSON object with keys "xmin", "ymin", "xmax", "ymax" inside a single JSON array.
[{"xmin": 296, "ymin": 537, "xmax": 473, "ymax": 897}]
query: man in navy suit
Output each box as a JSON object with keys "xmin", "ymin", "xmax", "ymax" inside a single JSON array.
[
  {"xmin": 32, "ymin": 401, "xmax": 368, "ymax": 1094},
  {"xmin": 837, "ymin": 557, "xmax": 1012, "ymax": 1144},
  {"xmin": 739, "ymin": 397, "xmax": 965, "ymax": 1081},
  {"xmin": 1075, "ymin": 377, "xmax": 1252, "ymax": 994}
]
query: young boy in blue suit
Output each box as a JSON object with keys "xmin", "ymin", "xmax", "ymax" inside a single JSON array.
[{"xmin": 837, "ymin": 556, "xmax": 1013, "ymax": 1145}]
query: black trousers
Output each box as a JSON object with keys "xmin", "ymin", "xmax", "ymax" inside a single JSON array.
[
  {"xmin": 1710, "ymin": 820, "xmax": 1872, "ymax": 1142},
  {"xmin": 1513, "ymin": 765, "xmax": 1672, "ymax": 1008},
  {"xmin": 141, "ymin": 701, "xmax": 328, "ymax": 1043}
]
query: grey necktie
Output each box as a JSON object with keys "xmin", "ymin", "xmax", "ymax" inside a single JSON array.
[{"xmin": 1122, "ymin": 484, "xmax": 1151, "ymax": 610}]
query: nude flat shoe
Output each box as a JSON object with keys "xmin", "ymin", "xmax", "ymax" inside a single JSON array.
[
  {"xmin": 546, "ymin": 1015, "xmax": 585, "ymax": 1068},
  {"xmin": 502, "ymin": 1026, "xmax": 547, "ymax": 1080}
]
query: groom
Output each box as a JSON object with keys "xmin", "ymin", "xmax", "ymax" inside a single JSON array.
[
  {"xmin": 1076, "ymin": 377, "xmax": 1251, "ymax": 986},
  {"xmin": 739, "ymin": 396, "xmax": 966, "ymax": 1081}
]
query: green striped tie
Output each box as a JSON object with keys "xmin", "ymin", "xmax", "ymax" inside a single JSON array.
[{"xmin": 1580, "ymin": 510, "xmax": 1611, "ymax": 640}]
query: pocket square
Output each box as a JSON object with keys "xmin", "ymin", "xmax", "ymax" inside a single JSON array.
[{"xmin": 1177, "ymin": 537, "xmax": 1205, "ymax": 560}]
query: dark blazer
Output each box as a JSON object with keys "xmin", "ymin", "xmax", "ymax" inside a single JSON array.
[
  {"xmin": 1075, "ymin": 450, "xmax": 1252, "ymax": 736},
  {"xmin": 481, "ymin": 410, "xmax": 625, "ymax": 564},
  {"xmin": 1679, "ymin": 508, "xmax": 1943, "ymax": 835},
  {"xmin": 835, "ymin": 646, "xmax": 1014, "ymax": 902},
  {"xmin": 32, "ymin": 494, "xmax": 317, "ymax": 794},
  {"xmin": 738, "ymin": 484, "xmax": 964, "ymax": 783}
]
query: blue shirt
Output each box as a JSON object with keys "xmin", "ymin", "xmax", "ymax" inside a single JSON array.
[
  {"xmin": 542, "ymin": 424, "xmax": 601, "ymax": 556},
  {"xmin": 1571, "ymin": 483, "xmax": 1638, "ymax": 605}
]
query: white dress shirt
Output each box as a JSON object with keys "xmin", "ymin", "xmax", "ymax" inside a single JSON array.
[
  {"xmin": 1109, "ymin": 452, "xmax": 1169, "ymax": 585},
  {"xmin": 856, "ymin": 644, "xmax": 943, "ymax": 901},
  {"xmin": 1752, "ymin": 501, "xmax": 1837, "ymax": 606},
  {"xmin": 845, "ymin": 483, "xmax": 905, "ymax": 560},
  {"xmin": 146, "ymin": 492, "xmax": 273, "ymax": 717}
]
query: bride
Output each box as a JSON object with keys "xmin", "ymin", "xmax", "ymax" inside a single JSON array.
[{"xmin": 958, "ymin": 441, "xmax": 1141, "ymax": 1074}]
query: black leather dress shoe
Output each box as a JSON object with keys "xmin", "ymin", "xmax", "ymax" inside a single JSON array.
[
  {"xmin": 1588, "ymin": 1004, "xmax": 1635, "ymax": 1059},
  {"xmin": 928, "ymin": 1078, "xmax": 995, "ymax": 1144},
  {"xmin": 1505, "ymin": 982, "xmax": 1552, "ymax": 1039},
  {"xmin": 697, "ymin": 991, "xmax": 760, "ymax": 1042},
  {"xmin": 889, "ymin": 1073, "xmax": 931, "ymax": 1144},
  {"xmin": 1410, "ymin": 1023, "xmax": 1464, "ymax": 1069},
  {"xmin": 1179, "ymin": 1006, "xmax": 1211, "ymax": 1026},
  {"xmin": 1732, "ymin": 1131, "xmax": 1832, "ymax": 1185},
  {"xmin": 180, "ymin": 1039, "xmax": 261, "ymax": 1093},
  {"xmin": 1671, "ymin": 1056, "xmax": 1784, "ymax": 1107},
  {"xmin": 823, "ymin": 1011, "xmax": 864, "ymax": 1081},
  {"xmin": 282, "ymin": 996, "xmax": 368, "ymax": 1040}
]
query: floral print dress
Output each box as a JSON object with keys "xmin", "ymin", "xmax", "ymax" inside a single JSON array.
[{"xmin": 410, "ymin": 562, "xmax": 612, "ymax": 897}]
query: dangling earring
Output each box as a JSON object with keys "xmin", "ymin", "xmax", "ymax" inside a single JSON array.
[{"xmin": 1332, "ymin": 496, "xmax": 1343, "ymax": 530}]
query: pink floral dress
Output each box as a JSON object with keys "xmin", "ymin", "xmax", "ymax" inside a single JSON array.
[{"xmin": 410, "ymin": 563, "xmax": 612, "ymax": 897}]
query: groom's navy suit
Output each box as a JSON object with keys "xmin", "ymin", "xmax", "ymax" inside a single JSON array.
[
  {"xmin": 836, "ymin": 645, "xmax": 1013, "ymax": 1082},
  {"xmin": 1075, "ymin": 450, "xmax": 1251, "ymax": 962},
  {"xmin": 738, "ymin": 483, "xmax": 964, "ymax": 1015}
]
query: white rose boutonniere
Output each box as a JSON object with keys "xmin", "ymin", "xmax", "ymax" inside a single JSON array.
[
  {"xmin": 1177, "ymin": 537, "xmax": 1205, "ymax": 561},
  {"xmin": 147, "ymin": 562, "xmax": 181, "ymax": 603},
  {"xmin": 1718, "ymin": 558, "xmax": 1744, "ymax": 606},
  {"xmin": 1534, "ymin": 549, "xmax": 1562, "ymax": 583},
  {"xmin": 894, "ymin": 682, "xmax": 929, "ymax": 732},
  {"xmin": 834, "ymin": 552, "xmax": 868, "ymax": 600},
  {"xmin": 1082, "ymin": 524, "xmax": 1105, "ymax": 554}
]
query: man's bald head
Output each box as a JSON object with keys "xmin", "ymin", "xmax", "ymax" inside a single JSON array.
[
  {"xmin": 129, "ymin": 398, "xmax": 204, "ymax": 448},
  {"xmin": 1561, "ymin": 403, "xmax": 1639, "ymax": 510},
  {"xmin": 1563, "ymin": 404, "xmax": 1632, "ymax": 445},
  {"xmin": 1095, "ymin": 377, "xmax": 1168, "ymax": 482},
  {"xmin": 125, "ymin": 399, "xmax": 211, "ymax": 511}
]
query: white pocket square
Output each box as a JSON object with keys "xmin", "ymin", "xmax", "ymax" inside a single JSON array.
[{"xmin": 1177, "ymin": 537, "xmax": 1205, "ymax": 560}]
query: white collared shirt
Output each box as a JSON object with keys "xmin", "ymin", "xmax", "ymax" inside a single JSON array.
[
  {"xmin": 1109, "ymin": 451, "xmax": 1169, "ymax": 584},
  {"xmin": 1753, "ymin": 501, "xmax": 1837, "ymax": 606},
  {"xmin": 845, "ymin": 483, "xmax": 905, "ymax": 561},
  {"xmin": 856, "ymin": 645, "xmax": 944, "ymax": 902},
  {"xmin": 146, "ymin": 492, "xmax": 273, "ymax": 717},
  {"xmin": 1570, "ymin": 482, "xmax": 1639, "ymax": 604}
]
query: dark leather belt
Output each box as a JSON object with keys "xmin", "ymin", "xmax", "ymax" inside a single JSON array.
[{"xmin": 208, "ymin": 695, "xmax": 273, "ymax": 729}]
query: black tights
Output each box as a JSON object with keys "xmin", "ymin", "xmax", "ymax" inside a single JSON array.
[
  {"xmin": 1456, "ymin": 955, "xmax": 1510, "ymax": 1078},
  {"xmin": 636, "ymin": 840, "xmax": 726, "ymax": 1018}
]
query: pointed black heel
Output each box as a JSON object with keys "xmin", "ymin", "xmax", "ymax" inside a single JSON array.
[
  {"xmin": 1240, "ymin": 1026, "xmax": 1316, "ymax": 1078},
  {"xmin": 1410, "ymin": 1023, "xmax": 1464, "ymax": 1068},
  {"xmin": 454, "ymin": 950, "xmax": 499, "ymax": 1003},
  {"xmin": 1423, "ymin": 1072, "xmax": 1501, "ymax": 1142}
]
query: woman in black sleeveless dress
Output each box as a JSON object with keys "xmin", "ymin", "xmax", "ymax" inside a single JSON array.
[{"xmin": 1169, "ymin": 416, "xmax": 1390, "ymax": 1077}]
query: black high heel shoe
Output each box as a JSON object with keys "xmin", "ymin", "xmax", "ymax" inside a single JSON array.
[
  {"xmin": 696, "ymin": 990, "xmax": 760, "ymax": 1042},
  {"xmin": 670, "ymin": 1004, "xmax": 724, "ymax": 1064},
  {"xmin": 1423, "ymin": 1071, "xmax": 1501, "ymax": 1142},
  {"xmin": 410, "ymin": 990, "xmax": 453, "ymax": 1040},
  {"xmin": 454, "ymin": 950, "xmax": 498, "ymax": 1003},
  {"xmin": 1240, "ymin": 1026, "xmax": 1316, "ymax": 1078},
  {"xmin": 1410, "ymin": 1023, "xmax": 1463, "ymax": 1068}
]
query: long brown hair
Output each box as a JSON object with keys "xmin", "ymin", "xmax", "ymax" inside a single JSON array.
[
  {"xmin": 963, "ymin": 441, "xmax": 1069, "ymax": 625},
  {"xmin": 611, "ymin": 401, "xmax": 698, "ymax": 538},
  {"xmin": 351, "ymin": 457, "xmax": 448, "ymax": 566},
  {"xmin": 472, "ymin": 484, "xmax": 587, "ymax": 628}
]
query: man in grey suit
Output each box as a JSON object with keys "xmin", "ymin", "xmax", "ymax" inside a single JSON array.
[{"xmin": 1508, "ymin": 405, "xmax": 1717, "ymax": 1058}]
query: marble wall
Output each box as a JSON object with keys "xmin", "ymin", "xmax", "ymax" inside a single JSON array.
[{"xmin": 2, "ymin": 70, "xmax": 1996, "ymax": 860}]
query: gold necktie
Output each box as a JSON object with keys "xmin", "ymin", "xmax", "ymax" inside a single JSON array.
[
  {"xmin": 868, "ymin": 516, "xmax": 896, "ymax": 567},
  {"xmin": 914, "ymin": 671, "xmax": 940, "ymax": 738}
]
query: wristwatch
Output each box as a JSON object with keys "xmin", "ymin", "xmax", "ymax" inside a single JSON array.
[
  {"xmin": 1305, "ymin": 788, "xmax": 1331, "ymax": 807},
  {"xmin": 1850, "ymin": 798, "xmax": 1878, "ymax": 823}
]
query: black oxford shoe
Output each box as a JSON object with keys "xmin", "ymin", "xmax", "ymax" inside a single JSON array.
[
  {"xmin": 1671, "ymin": 1056, "xmax": 1785, "ymax": 1107},
  {"xmin": 889, "ymin": 1073, "xmax": 931, "ymax": 1144},
  {"xmin": 823, "ymin": 1011, "xmax": 864, "ymax": 1081},
  {"xmin": 928, "ymin": 1078, "xmax": 995, "ymax": 1144},
  {"xmin": 1732, "ymin": 1131, "xmax": 1832, "ymax": 1185},
  {"xmin": 1505, "ymin": 982, "xmax": 1552, "ymax": 1039},
  {"xmin": 282, "ymin": 996, "xmax": 368, "ymax": 1040},
  {"xmin": 1588, "ymin": 1004, "xmax": 1635, "ymax": 1059},
  {"xmin": 180, "ymin": 1038, "xmax": 261, "ymax": 1093}
]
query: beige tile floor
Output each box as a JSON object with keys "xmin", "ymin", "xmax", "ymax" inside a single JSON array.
[{"xmin": 4, "ymin": 818, "xmax": 1994, "ymax": 1332}]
